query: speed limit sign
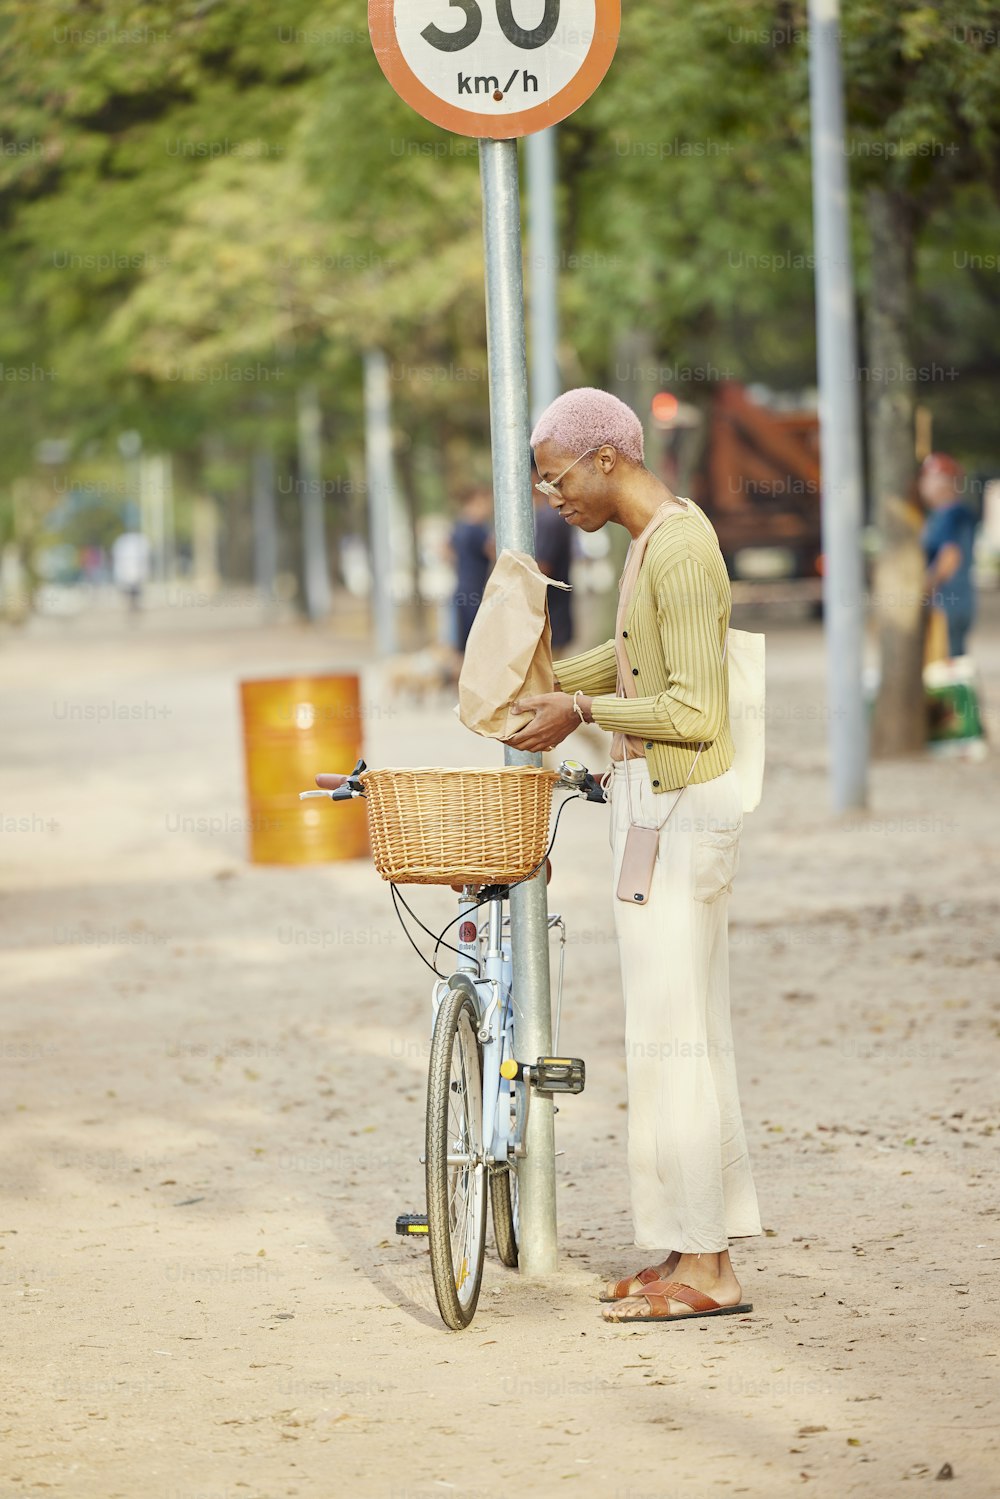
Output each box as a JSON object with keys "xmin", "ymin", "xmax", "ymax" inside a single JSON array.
[{"xmin": 368, "ymin": 1, "xmax": 620, "ymax": 139}]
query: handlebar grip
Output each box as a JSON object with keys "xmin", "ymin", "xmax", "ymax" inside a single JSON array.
[{"xmin": 315, "ymin": 759, "xmax": 366, "ymax": 791}]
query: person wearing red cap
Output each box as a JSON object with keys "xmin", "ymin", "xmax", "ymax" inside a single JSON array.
[{"xmin": 920, "ymin": 453, "xmax": 977, "ymax": 659}]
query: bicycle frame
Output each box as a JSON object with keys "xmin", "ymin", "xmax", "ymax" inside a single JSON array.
[
  {"xmin": 431, "ymin": 887, "xmax": 518, "ymax": 1169},
  {"xmin": 430, "ymin": 887, "xmax": 568, "ymax": 1171}
]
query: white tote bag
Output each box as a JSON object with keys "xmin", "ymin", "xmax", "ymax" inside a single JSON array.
[
  {"xmin": 726, "ymin": 626, "xmax": 765, "ymax": 813},
  {"xmin": 684, "ymin": 500, "xmax": 765, "ymax": 814}
]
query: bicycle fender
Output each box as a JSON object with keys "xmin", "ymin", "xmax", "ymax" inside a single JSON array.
[{"xmin": 443, "ymin": 972, "xmax": 481, "ymax": 1005}]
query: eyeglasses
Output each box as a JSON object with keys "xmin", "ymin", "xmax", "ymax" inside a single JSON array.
[{"xmin": 533, "ymin": 447, "xmax": 599, "ymax": 498}]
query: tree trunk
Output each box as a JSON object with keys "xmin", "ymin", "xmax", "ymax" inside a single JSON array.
[
  {"xmin": 395, "ymin": 432, "xmax": 427, "ymax": 643},
  {"xmin": 865, "ymin": 187, "xmax": 927, "ymax": 757},
  {"xmin": 251, "ymin": 444, "xmax": 278, "ymax": 607},
  {"xmin": 296, "ymin": 382, "xmax": 332, "ymax": 621},
  {"xmin": 363, "ymin": 347, "xmax": 398, "ymax": 657}
]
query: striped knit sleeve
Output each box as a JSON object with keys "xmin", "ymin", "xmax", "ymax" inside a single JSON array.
[
  {"xmin": 552, "ymin": 639, "xmax": 618, "ymax": 696},
  {"xmin": 589, "ymin": 558, "xmax": 726, "ymax": 743}
]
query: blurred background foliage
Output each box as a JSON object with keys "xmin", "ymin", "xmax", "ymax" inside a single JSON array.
[{"xmin": 1, "ymin": 0, "xmax": 999, "ymax": 599}]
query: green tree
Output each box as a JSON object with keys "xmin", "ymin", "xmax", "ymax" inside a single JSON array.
[
  {"xmin": 1, "ymin": 0, "xmax": 999, "ymax": 723},
  {"xmin": 838, "ymin": 0, "xmax": 1000, "ymax": 753}
]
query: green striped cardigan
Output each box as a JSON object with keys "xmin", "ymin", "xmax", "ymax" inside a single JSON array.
[{"xmin": 553, "ymin": 501, "xmax": 735, "ymax": 792}]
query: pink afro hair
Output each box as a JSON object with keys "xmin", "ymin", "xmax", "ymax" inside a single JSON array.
[{"xmin": 530, "ymin": 386, "xmax": 645, "ymax": 466}]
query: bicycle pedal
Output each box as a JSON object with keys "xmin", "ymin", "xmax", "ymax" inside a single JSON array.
[
  {"xmin": 534, "ymin": 1056, "xmax": 586, "ymax": 1094},
  {"xmin": 396, "ymin": 1213, "xmax": 428, "ymax": 1236}
]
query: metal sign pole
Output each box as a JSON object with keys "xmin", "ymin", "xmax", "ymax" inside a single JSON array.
[
  {"xmin": 479, "ymin": 136, "xmax": 558, "ymax": 1277},
  {"xmin": 526, "ymin": 127, "xmax": 561, "ymax": 423},
  {"xmin": 808, "ymin": 0, "xmax": 868, "ymax": 812},
  {"xmin": 367, "ymin": 0, "xmax": 619, "ymax": 1285}
]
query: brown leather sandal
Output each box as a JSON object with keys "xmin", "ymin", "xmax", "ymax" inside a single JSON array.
[
  {"xmin": 598, "ymin": 1266, "xmax": 666, "ymax": 1302},
  {"xmin": 601, "ymin": 1278, "xmax": 753, "ymax": 1324}
]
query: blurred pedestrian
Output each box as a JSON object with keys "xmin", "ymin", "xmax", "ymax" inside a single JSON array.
[
  {"xmin": 532, "ymin": 463, "xmax": 574, "ymax": 651},
  {"xmin": 448, "ymin": 487, "xmax": 493, "ymax": 652},
  {"xmin": 111, "ymin": 529, "xmax": 151, "ymax": 614},
  {"xmin": 920, "ymin": 452, "xmax": 977, "ymax": 659}
]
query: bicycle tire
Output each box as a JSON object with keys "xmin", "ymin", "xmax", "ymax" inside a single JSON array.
[
  {"xmin": 425, "ymin": 986, "xmax": 487, "ymax": 1330},
  {"xmin": 490, "ymin": 1164, "xmax": 519, "ymax": 1269}
]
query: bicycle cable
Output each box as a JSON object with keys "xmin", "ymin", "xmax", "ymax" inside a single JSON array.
[
  {"xmin": 513, "ymin": 786, "xmax": 580, "ymax": 888},
  {"xmin": 428, "ymin": 790, "xmax": 584, "ymax": 964},
  {"xmin": 387, "ymin": 790, "xmax": 588, "ymax": 978},
  {"xmin": 390, "ymin": 883, "xmax": 466, "ymax": 979}
]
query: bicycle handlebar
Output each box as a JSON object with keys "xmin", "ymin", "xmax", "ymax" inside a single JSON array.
[
  {"xmin": 299, "ymin": 757, "xmax": 606, "ymax": 805},
  {"xmin": 299, "ymin": 758, "xmax": 367, "ymax": 802},
  {"xmin": 558, "ymin": 760, "xmax": 607, "ymax": 803},
  {"xmin": 300, "ymin": 783, "xmax": 363, "ymax": 802}
]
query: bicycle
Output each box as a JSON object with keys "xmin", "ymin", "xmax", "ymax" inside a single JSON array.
[{"xmin": 300, "ymin": 758, "xmax": 606, "ymax": 1330}]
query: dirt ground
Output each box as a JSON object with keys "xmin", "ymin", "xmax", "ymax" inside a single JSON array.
[{"xmin": 3, "ymin": 591, "xmax": 999, "ymax": 1499}]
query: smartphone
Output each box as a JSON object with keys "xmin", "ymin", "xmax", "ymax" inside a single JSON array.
[{"xmin": 616, "ymin": 823, "xmax": 659, "ymax": 905}]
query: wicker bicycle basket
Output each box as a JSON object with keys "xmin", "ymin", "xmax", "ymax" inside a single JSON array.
[{"xmin": 360, "ymin": 766, "xmax": 558, "ymax": 885}]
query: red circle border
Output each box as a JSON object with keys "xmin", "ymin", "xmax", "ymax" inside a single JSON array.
[{"xmin": 368, "ymin": 0, "xmax": 620, "ymax": 139}]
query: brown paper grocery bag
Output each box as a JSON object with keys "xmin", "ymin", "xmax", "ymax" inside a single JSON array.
[{"xmin": 456, "ymin": 549, "xmax": 570, "ymax": 741}]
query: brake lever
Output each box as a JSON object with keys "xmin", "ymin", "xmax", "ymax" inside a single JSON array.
[
  {"xmin": 331, "ymin": 782, "xmax": 365, "ymax": 801},
  {"xmin": 300, "ymin": 758, "xmax": 369, "ymax": 802},
  {"xmin": 579, "ymin": 768, "xmax": 608, "ymax": 803}
]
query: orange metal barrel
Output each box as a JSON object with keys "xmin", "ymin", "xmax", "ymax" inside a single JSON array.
[{"xmin": 239, "ymin": 674, "xmax": 369, "ymax": 865}]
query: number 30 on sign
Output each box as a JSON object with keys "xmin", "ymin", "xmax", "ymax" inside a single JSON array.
[{"xmin": 368, "ymin": 0, "xmax": 620, "ymax": 139}]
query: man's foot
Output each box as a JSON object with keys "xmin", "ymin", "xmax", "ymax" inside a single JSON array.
[
  {"xmin": 602, "ymin": 1278, "xmax": 753, "ymax": 1323},
  {"xmin": 602, "ymin": 1253, "xmax": 749, "ymax": 1323},
  {"xmin": 599, "ymin": 1251, "xmax": 681, "ymax": 1302}
]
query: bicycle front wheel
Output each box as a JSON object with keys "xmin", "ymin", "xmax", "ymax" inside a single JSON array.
[{"xmin": 425, "ymin": 986, "xmax": 487, "ymax": 1329}]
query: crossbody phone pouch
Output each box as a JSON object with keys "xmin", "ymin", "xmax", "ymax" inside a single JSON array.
[{"xmin": 616, "ymin": 822, "xmax": 660, "ymax": 904}]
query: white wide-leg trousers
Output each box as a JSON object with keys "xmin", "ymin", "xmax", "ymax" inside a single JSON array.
[{"xmin": 609, "ymin": 759, "xmax": 762, "ymax": 1252}]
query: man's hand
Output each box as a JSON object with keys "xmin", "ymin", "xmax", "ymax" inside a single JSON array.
[
  {"xmin": 928, "ymin": 542, "xmax": 963, "ymax": 590},
  {"xmin": 505, "ymin": 692, "xmax": 580, "ymax": 753}
]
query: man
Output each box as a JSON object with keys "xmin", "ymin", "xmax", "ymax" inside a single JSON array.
[
  {"xmin": 532, "ymin": 464, "xmax": 574, "ymax": 651},
  {"xmin": 920, "ymin": 452, "xmax": 977, "ymax": 659},
  {"xmin": 111, "ymin": 529, "xmax": 151, "ymax": 615},
  {"xmin": 448, "ymin": 487, "xmax": 494, "ymax": 653},
  {"xmin": 507, "ymin": 386, "xmax": 762, "ymax": 1326}
]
